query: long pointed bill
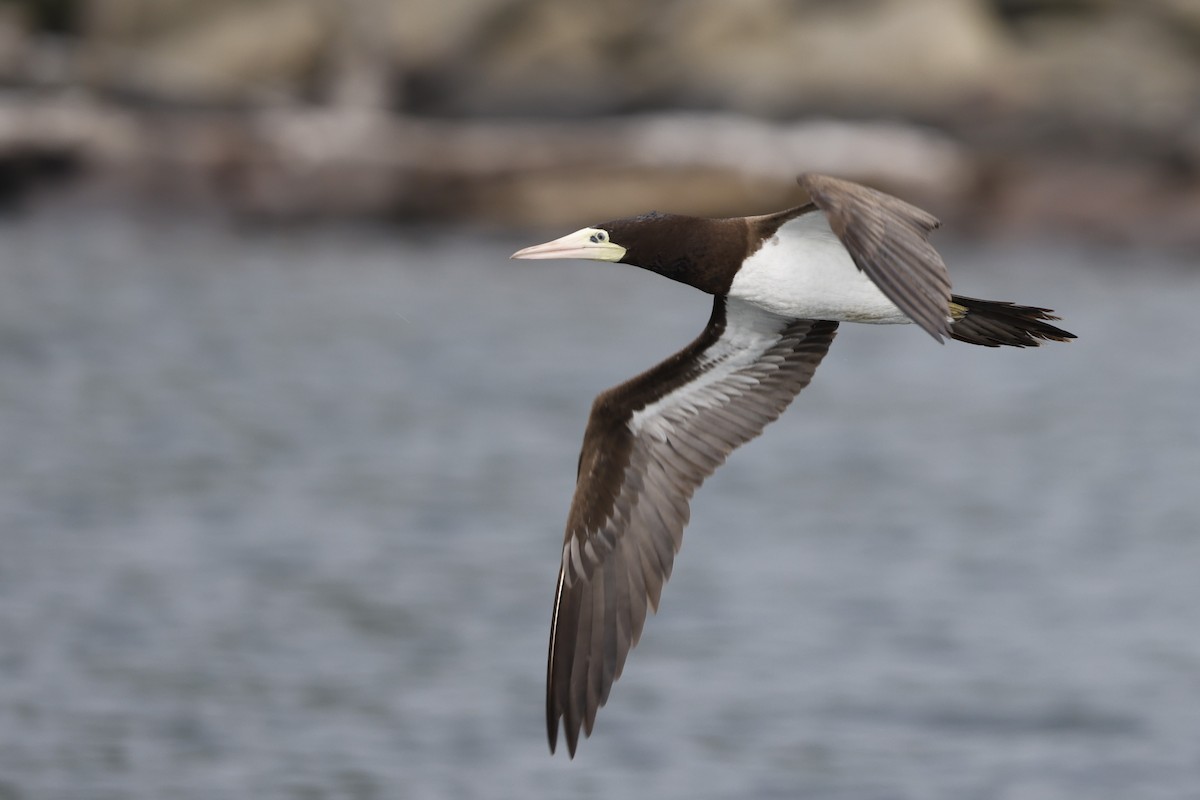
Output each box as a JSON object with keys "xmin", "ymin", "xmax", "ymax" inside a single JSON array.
[{"xmin": 510, "ymin": 227, "xmax": 626, "ymax": 262}]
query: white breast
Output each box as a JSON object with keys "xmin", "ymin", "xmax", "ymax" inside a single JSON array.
[{"xmin": 728, "ymin": 212, "xmax": 911, "ymax": 324}]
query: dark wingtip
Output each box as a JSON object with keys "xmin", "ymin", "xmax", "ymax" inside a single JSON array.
[
  {"xmin": 565, "ymin": 721, "xmax": 580, "ymax": 758},
  {"xmin": 548, "ymin": 708, "xmax": 582, "ymax": 757}
]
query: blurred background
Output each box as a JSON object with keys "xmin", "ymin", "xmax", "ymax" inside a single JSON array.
[
  {"xmin": 2, "ymin": 1, "xmax": 1199, "ymax": 798},
  {"xmin": 2, "ymin": 0, "xmax": 1200, "ymax": 237}
]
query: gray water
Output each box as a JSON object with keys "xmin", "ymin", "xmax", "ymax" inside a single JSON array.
[{"xmin": 1, "ymin": 206, "xmax": 1198, "ymax": 800}]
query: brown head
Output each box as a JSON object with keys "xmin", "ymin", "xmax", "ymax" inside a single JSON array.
[{"xmin": 511, "ymin": 212, "xmax": 758, "ymax": 296}]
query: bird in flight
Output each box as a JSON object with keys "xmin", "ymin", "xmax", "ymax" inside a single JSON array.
[{"xmin": 511, "ymin": 173, "xmax": 1074, "ymax": 756}]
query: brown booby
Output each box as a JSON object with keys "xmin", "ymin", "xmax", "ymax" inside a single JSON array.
[{"xmin": 511, "ymin": 173, "xmax": 1074, "ymax": 757}]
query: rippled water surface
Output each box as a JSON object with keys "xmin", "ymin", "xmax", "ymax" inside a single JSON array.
[{"xmin": 1, "ymin": 208, "xmax": 1198, "ymax": 799}]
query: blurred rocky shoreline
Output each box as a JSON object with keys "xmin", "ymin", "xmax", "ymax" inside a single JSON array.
[{"xmin": 2, "ymin": 0, "xmax": 1200, "ymax": 244}]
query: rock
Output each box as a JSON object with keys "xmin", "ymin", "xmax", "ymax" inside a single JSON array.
[
  {"xmin": 385, "ymin": 0, "xmax": 512, "ymax": 66},
  {"xmin": 1150, "ymin": 0, "xmax": 1200, "ymax": 35},
  {"xmin": 991, "ymin": 6, "xmax": 1200, "ymax": 138},
  {"xmin": 664, "ymin": 0, "xmax": 1008, "ymax": 117},
  {"xmin": 90, "ymin": 0, "xmax": 327, "ymax": 103},
  {"xmin": 0, "ymin": 5, "xmax": 29, "ymax": 81},
  {"xmin": 3, "ymin": 0, "xmax": 1200, "ymax": 242},
  {"xmin": 430, "ymin": 0, "xmax": 1010, "ymax": 117},
  {"xmin": 976, "ymin": 154, "xmax": 1200, "ymax": 246},
  {"xmin": 439, "ymin": 0, "xmax": 678, "ymax": 115},
  {"xmin": 0, "ymin": 8, "xmax": 28, "ymax": 86},
  {"xmin": 85, "ymin": 0, "xmax": 263, "ymax": 43}
]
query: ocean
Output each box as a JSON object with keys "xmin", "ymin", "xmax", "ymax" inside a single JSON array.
[{"xmin": 1, "ymin": 206, "xmax": 1198, "ymax": 799}]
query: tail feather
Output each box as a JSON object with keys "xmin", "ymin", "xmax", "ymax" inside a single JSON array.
[{"xmin": 949, "ymin": 295, "xmax": 1075, "ymax": 348}]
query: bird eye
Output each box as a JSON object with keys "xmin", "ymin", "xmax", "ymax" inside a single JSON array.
[{"xmin": 589, "ymin": 231, "xmax": 607, "ymax": 244}]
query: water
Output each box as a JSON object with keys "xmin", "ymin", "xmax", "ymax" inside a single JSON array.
[{"xmin": 1, "ymin": 207, "xmax": 1198, "ymax": 799}]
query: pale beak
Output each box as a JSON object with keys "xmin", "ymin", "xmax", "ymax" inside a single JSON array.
[{"xmin": 510, "ymin": 228, "xmax": 626, "ymax": 262}]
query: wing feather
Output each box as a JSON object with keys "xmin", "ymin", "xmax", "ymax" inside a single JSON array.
[
  {"xmin": 546, "ymin": 296, "xmax": 838, "ymax": 755},
  {"xmin": 797, "ymin": 172, "xmax": 952, "ymax": 340}
]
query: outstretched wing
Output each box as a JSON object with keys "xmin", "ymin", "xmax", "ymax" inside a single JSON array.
[
  {"xmin": 797, "ymin": 172, "xmax": 953, "ymax": 340},
  {"xmin": 547, "ymin": 296, "xmax": 838, "ymax": 756}
]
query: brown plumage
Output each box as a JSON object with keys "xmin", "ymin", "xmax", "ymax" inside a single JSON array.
[
  {"xmin": 548, "ymin": 298, "xmax": 838, "ymax": 754},
  {"xmin": 797, "ymin": 173, "xmax": 954, "ymax": 340},
  {"xmin": 512, "ymin": 173, "xmax": 1075, "ymax": 756}
]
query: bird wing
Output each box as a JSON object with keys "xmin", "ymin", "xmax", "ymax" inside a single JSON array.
[
  {"xmin": 796, "ymin": 172, "xmax": 953, "ymax": 341},
  {"xmin": 547, "ymin": 296, "xmax": 838, "ymax": 755}
]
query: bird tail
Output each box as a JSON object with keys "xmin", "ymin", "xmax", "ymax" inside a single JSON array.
[{"xmin": 948, "ymin": 295, "xmax": 1076, "ymax": 348}]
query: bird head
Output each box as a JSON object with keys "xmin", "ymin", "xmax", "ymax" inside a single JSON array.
[{"xmin": 511, "ymin": 212, "xmax": 739, "ymax": 295}]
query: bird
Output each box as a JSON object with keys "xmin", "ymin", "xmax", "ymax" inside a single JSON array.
[{"xmin": 510, "ymin": 173, "xmax": 1074, "ymax": 757}]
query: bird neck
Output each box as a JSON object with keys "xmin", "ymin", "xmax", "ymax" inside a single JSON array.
[{"xmin": 621, "ymin": 216, "xmax": 749, "ymax": 296}]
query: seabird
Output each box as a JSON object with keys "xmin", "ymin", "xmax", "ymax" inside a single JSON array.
[{"xmin": 511, "ymin": 173, "xmax": 1074, "ymax": 757}]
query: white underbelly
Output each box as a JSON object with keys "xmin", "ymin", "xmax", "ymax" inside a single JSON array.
[{"xmin": 727, "ymin": 212, "xmax": 911, "ymax": 324}]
